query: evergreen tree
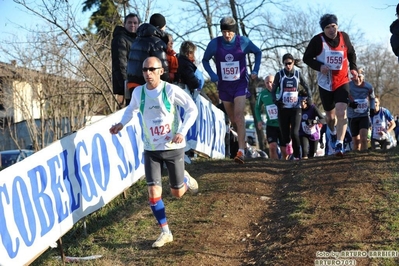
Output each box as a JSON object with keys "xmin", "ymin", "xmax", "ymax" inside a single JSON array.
[{"xmin": 82, "ymin": 0, "xmax": 121, "ymax": 39}]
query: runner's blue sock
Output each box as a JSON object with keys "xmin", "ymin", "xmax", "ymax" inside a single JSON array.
[{"xmin": 149, "ymin": 197, "xmax": 169, "ymax": 232}]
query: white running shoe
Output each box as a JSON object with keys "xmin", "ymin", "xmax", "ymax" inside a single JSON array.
[
  {"xmin": 184, "ymin": 170, "xmax": 199, "ymax": 194},
  {"xmin": 152, "ymin": 232, "xmax": 173, "ymax": 248}
]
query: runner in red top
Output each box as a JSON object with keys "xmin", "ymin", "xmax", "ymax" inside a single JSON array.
[{"xmin": 303, "ymin": 14, "xmax": 358, "ymax": 157}]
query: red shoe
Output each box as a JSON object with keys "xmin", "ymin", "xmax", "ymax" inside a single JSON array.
[{"xmin": 234, "ymin": 150, "xmax": 245, "ymax": 164}]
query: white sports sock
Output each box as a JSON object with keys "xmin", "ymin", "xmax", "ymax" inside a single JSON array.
[{"xmin": 161, "ymin": 225, "xmax": 171, "ymax": 234}]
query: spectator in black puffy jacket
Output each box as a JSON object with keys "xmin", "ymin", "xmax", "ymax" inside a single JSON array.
[
  {"xmin": 390, "ymin": 4, "xmax": 399, "ymax": 58},
  {"xmin": 111, "ymin": 13, "xmax": 140, "ymax": 107},
  {"xmin": 126, "ymin": 13, "xmax": 170, "ymax": 105}
]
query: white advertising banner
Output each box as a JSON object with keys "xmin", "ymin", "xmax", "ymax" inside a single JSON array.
[
  {"xmin": 185, "ymin": 94, "xmax": 226, "ymax": 159},
  {"xmin": 0, "ymin": 94, "xmax": 225, "ymax": 265}
]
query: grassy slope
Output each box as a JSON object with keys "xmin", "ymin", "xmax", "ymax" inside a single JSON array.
[{"xmin": 32, "ymin": 148, "xmax": 399, "ymax": 266}]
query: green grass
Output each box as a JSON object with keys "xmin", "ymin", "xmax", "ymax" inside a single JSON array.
[
  {"xmin": 29, "ymin": 148, "xmax": 399, "ymax": 265},
  {"xmin": 31, "ymin": 179, "xmax": 150, "ymax": 265}
]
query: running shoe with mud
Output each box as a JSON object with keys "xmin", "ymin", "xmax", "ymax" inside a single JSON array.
[
  {"xmin": 184, "ymin": 170, "xmax": 198, "ymax": 194},
  {"xmin": 152, "ymin": 232, "xmax": 173, "ymax": 248},
  {"xmin": 334, "ymin": 143, "xmax": 344, "ymax": 158},
  {"xmin": 234, "ymin": 150, "xmax": 245, "ymax": 164}
]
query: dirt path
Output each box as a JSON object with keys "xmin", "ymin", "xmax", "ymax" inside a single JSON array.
[{"xmin": 36, "ymin": 150, "xmax": 399, "ymax": 266}]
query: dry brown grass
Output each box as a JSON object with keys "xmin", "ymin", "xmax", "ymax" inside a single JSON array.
[{"xmin": 33, "ymin": 148, "xmax": 399, "ymax": 266}]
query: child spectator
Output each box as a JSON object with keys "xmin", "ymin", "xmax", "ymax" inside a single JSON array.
[{"xmin": 166, "ymin": 33, "xmax": 178, "ymax": 83}]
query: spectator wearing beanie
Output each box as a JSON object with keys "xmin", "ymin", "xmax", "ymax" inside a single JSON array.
[
  {"xmin": 303, "ymin": 14, "xmax": 358, "ymax": 157},
  {"xmin": 125, "ymin": 13, "xmax": 170, "ymax": 105},
  {"xmin": 150, "ymin": 13, "xmax": 166, "ymax": 29}
]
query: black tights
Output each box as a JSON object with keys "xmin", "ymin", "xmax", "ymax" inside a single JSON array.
[
  {"xmin": 278, "ymin": 108, "xmax": 302, "ymax": 158},
  {"xmin": 300, "ymin": 136, "xmax": 318, "ymax": 158}
]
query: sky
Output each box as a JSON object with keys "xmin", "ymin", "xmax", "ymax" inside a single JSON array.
[
  {"xmin": 0, "ymin": 0, "xmax": 397, "ymax": 63},
  {"xmin": 311, "ymin": 0, "xmax": 396, "ymax": 44}
]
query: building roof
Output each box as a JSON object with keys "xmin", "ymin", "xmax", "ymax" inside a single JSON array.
[{"xmin": 0, "ymin": 61, "xmax": 19, "ymax": 79}]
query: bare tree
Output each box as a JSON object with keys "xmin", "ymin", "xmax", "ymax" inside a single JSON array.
[
  {"xmin": 165, "ymin": 0, "xmax": 287, "ymax": 150},
  {"xmin": 166, "ymin": 1, "xmax": 370, "ymax": 150},
  {"xmin": 165, "ymin": 1, "xmax": 326, "ymax": 150},
  {"xmin": 0, "ymin": 0, "xmax": 166, "ymax": 150},
  {"xmin": 0, "ymin": 0, "xmax": 376, "ymax": 151},
  {"xmin": 357, "ymin": 43, "xmax": 399, "ymax": 115},
  {"xmin": 0, "ymin": 0, "xmax": 117, "ymax": 149}
]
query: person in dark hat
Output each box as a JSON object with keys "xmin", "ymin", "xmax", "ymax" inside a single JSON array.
[
  {"xmin": 149, "ymin": 13, "xmax": 166, "ymax": 29},
  {"xmin": 202, "ymin": 16, "xmax": 262, "ymax": 164},
  {"xmin": 125, "ymin": 13, "xmax": 170, "ymax": 105},
  {"xmin": 303, "ymin": 13, "xmax": 358, "ymax": 157},
  {"xmin": 271, "ymin": 53, "xmax": 313, "ymax": 160}
]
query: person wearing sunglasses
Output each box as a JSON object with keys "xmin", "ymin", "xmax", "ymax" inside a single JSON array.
[
  {"xmin": 271, "ymin": 53, "xmax": 313, "ymax": 160},
  {"xmin": 202, "ymin": 16, "xmax": 262, "ymax": 164},
  {"xmin": 303, "ymin": 14, "xmax": 358, "ymax": 157},
  {"xmin": 125, "ymin": 13, "xmax": 170, "ymax": 106},
  {"xmin": 110, "ymin": 57, "xmax": 199, "ymax": 249}
]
